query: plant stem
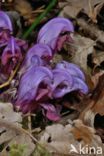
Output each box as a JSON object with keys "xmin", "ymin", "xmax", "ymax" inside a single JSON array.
[{"xmin": 22, "ymin": 0, "xmax": 57, "ymax": 39}]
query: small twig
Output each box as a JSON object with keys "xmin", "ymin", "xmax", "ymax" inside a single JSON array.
[
  {"xmin": 23, "ymin": 113, "xmax": 36, "ymax": 118},
  {"xmin": 28, "ymin": 112, "xmax": 32, "ymax": 133},
  {"xmin": 88, "ymin": 0, "xmax": 93, "ymax": 18},
  {"xmin": 0, "ymin": 63, "xmax": 20, "ymax": 89}
]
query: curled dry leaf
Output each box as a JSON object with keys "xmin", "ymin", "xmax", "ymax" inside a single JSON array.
[
  {"xmin": 92, "ymin": 51, "xmax": 104, "ymax": 68},
  {"xmin": 59, "ymin": 0, "xmax": 104, "ymax": 22},
  {"xmin": 39, "ymin": 119, "xmax": 104, "ymax": 155},
  {"xmin": 79, "ymin": 74, "xmax": 104, "ymax": 143},
  {"xmin": 80, "ymin": 74, "xmax": 104, "ymax": 125},
  {"xmin": 0, "ymin": 102, "xmax": 35, "ymax": 156},
  {"xmin": 91, "ymin": 70, "xmax": 104, "ymax": 88}
]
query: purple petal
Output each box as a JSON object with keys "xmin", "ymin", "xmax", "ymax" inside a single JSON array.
[
  {"xmin": 0, "ymin": 11, "xmax": 12, "ymax": 31},
  {"xmin": 37, "ymin": 17, "xmax": 74, "ymax": 51},
  {"xmin": 41, "ymin": 103, "xmax": 61, "ymax": 121},
  {"xmin": 71, "ymin": 77, "xmax": 88, "ymax": 94},
  {"xmin": 15, "ymin": 38, "xmax": 28, "ymax": 51},
  {"xmin": 22, "ymin": 43, "xmax": 52, "ymax": 69},
  {"xmin": 15, "ymin": 66, "xmax": 53, "ymax": 112},
  {"xmin": 22, "ymin": 55, "xmax": 44, "ymax": 72},
  {"xmin": 1, "ymin": 36, "xmax": 22, "ymax": 66},
  {"xmin": 56, "ymin": 61, "xmax": 85, "ymax": 80},
  {"xmin": 50, "ymin": 69, "xmax": 73, "ymax": 98},
  {"xmin": 0, "ymin": 29, "xmax": 11, "ymax": 48}
]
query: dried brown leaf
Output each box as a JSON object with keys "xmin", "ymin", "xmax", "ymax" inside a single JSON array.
[
  {"xmin": 0, "ymin": 102, "xmax": 35, "ymax": 156},
  {"xmin": 70, "ymin": 34, "xmax": 94, "ymax": 71},
  {"xmin": 80, "ymin": 74, "xmax": 104, "ymax": 126},
  {"xmin": 39, "ymin": 119, "xmax": 103, "ymax": 155},
  {"xmin": 59, "ymin": 0, "xmax": 104, "ymax": 21}
]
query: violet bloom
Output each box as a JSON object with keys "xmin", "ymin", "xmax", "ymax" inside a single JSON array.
[
  {"xmin": 1, "ymin": 36, "xmax": 22, "ymax": 74},
  {"xmin": 51, "ymin": 67, "xmax": 88, "ymax": 98},
  {"xmin": 0, "ymin": 11, "xmax": 12, "ymax": 47},
  {"xmin": 15, "ymin": 38, "xmax": 28, "ymax": 52},
  {"xmin": 22, "ymin": 43, "xmax": 52, "ymax": 70},
  {"xmin": 71, "ymin": 77, "xmax": 88, "ymax": 94},
  {"xmin": 50, "ymin": 69, "xmax": 73, "ymax": 98},
  {"xmin": 37, "ymin": 17, "xmax": 74, "ymax": 51},
  {"xmin": 0, "ymin": 11, "xmax": 12, "ymax": 31},
  {"xmin": 15, "ymin": 66, "xmax": 53, "ymax": 113}
]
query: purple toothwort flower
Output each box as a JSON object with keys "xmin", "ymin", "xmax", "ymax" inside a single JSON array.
[
  {"xmin": 0, "ymin": 11, "xmax": 13, "ymax": 47},
  {"xmin": 22, "ymin": 43, "xmax": 52, "ymax": 70},
  {"xmin": 50, "ymin": 69, "xmax": 73, "ymax": 98},
  {"xmin": 0, "ymin": 11, "xmax": 12, "ymax": 31},
  {"xmin": 1, "ymin": 36, "xmax": 22, "ymax": 74},
  {"xmin": 15, "ymin": 66, "xmax": 53, "ymax": 113},
  {"xmin": 71, "ymin": 77, "xmax": 88, "ymax": 94},
  {"xmin": 37, "ymin": 17, "xmax": 74, "ymax": 51},
  {"xmin": 50, "ymin": 64, "xmax": 88, "ymax": 98}
]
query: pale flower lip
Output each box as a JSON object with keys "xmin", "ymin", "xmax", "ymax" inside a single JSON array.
[
  {"xmin": 41, "ymin": 103, "xmax": 61, "ymax": 121},
  {"xmin": 0, "ymin": 11, "xmax": 13, "ymax": 31},
  {"xmin": 37, "ymin": 17, "xmax": 74, "ymax": 51}
]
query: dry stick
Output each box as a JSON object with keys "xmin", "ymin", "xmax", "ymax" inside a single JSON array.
[
  {"xmin": 0, "ymin": 63, "xmax": 20, "ymax": 89},
  {"xmin": 28, "ymin": 112, "xmax": 32, "ymax": 133},
  {"xmin": 88, "ymin": 0, "xmax": 93, "ymax": 17}
]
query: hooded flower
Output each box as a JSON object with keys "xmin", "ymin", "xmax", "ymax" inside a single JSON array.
[
  {"xmin": 50, "ymin": 69, "xmax": 73, "ymax": 98},
  {"xmin": 70, "ymin": 76, "xmax": 88, "ymax": 94},
  {"xmin": 50, "ymin": 63, "xmax": 88, "ymax": 98},
  {"xmin": 1, "ymin": 36, "xmax": 22, "ymax": 74},
  {"xmin": 0, "ymin": 11, "xmax": 27, "ymax": 50},
  {"xmin": 0, "ymin": 11, "xmax": 13, "ymax": 47},
  {"xmin": 37, "ymin": 17, "xmax": 74, "ymax": 51},
  {"xmin": 15, "ymin": 66, "xmax": 53, "ymax": 113},
  {"xmin": 22, "ymin": 43, "xmax": 52, "ymax": 70},
  {"xmin": 0, "ymin": 11, "xmax": 12, "ymax": 31}
]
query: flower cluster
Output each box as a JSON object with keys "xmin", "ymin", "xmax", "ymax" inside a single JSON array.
[
  {"xmin": 0, "ymin": 11, "xmax": 27, "ymax": 75},
  {"xmin": 15, "ymin": 17, "xmax": 88, "ymax": 121}
]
